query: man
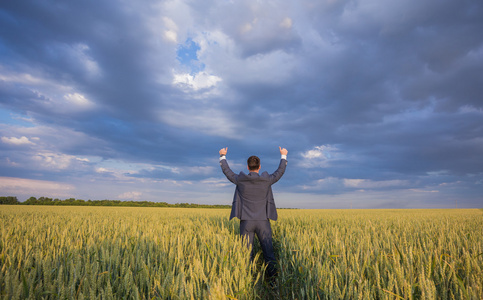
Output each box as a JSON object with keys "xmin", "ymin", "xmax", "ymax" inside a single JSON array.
[{"xmin": 219, "ymin": 146, "xmax": 288, "ymax": 279}]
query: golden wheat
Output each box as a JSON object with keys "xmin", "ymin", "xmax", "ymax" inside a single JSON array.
[{"xmin": 0, "ymin": 206, "xmax": 481, "ymax": 299}]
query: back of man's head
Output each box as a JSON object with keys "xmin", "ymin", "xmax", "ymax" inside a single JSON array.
[{"xmin": 247, "ymin": 156, "xmax": 260, "ymax": 171}]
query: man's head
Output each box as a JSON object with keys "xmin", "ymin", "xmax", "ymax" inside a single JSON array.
[{"xmin": 247, "ymin": 156, "xmax": 261, "ymax": 172}]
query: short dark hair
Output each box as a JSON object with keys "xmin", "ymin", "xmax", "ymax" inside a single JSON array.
[{"xmin": 247, "ymin": 156, "xmax": 260, "ymax": 171}]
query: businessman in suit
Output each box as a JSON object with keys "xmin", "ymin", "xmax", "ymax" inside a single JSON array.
[{"xmin": 219, "ymin": 146, "xmax": 288, "ymax": 279}]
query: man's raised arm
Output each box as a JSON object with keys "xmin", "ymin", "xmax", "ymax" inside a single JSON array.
[
  {"xmin": 270, "ymin": 147, "xmax": 288, "ymax": 184},
  {"xmin": 219, "ymin": 147, "xmax": 237, "ymax": 184}
]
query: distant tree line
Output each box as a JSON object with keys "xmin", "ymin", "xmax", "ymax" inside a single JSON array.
[
  {"xmin": 0, "ymin": 196, "xmax": 231, "ymax": 209},
  {"xmin": 0, "ymin": 196, "xmax": 20, "ymax": 205}
]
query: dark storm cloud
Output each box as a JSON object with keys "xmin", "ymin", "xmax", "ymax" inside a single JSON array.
[
  {"xmin": 0, "ymin": 0, "xmax": 482, "ymax": 207},
  {"xmin": 1, "ymin": 0, "xmax": 175, "ymax": 119}
]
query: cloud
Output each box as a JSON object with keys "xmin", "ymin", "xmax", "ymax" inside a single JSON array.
[
  {"xmin": 280, "ymin": 17, "xmax": 293, "ymax": 29},
  {"xmin": 0, "ymin": 177, "xmax": 75, "ymax": 199},
  {"xmin": 45, "ymin": 42, "xmax": 102, "ymax": 79},
  {"xmin": 159, "ymin": 108, "xmax": 240, "ymax": 138},
  {"xmin": 162, "ymin": 17, "xmax": 179, "ymax": 43},
  {"xmin": 299, "ymin": 145, "xmax": 346, "ymax": 168},
  {"xmin": 297, "ymin": 177, "xmax": 415, "ymax": 197},
  {"xmin": 1, "ymin": 136, "xmax": 35, "ymax": 146},
  {"xmin": 63, "ymin": 93, "xmax": 95, "ymax": 109},
  {"xmin": 173, "ymin": 71, "xmax": 222, "ymax": 91},
  {"xmin": 343, "ymin": 179, "xmax": 410, "ymax": 189},
  {"xmin": 302, "ymin": 145, "xmax": 339, "ymax": 160},
  {"xmin": 117, "ymin": 191, "xmax": 143, "ymax": 200},
  {"xmin": 33, "ymin": 152, "xmax": 85, "ymax": 170},
  {"xmin": 0, "ymin": 0, "xmax": 482, "ymax": 208}
]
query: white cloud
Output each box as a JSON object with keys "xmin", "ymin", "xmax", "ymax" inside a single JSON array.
[
  {"xmin": 163, "ymin": 17, "xmax": 178, "ymax": 43},
  {"xmin": 299, "ymin": 177, "xmax": 410, "ymax": 192},
  {"xmin": 240, "ymin": 22, "xmax": 254, "ymax": 34},
  {"xmin": 63, "ymin": 93, "xmax": 95, "ymax": 109},
  {"xmin": 280, "ymin": 17, "xmax": 293, "ymax": 29},
  {"xmin": 200, "ymin": 178, "xmax": 231, "ymax": 188},
  {"xmin": 69, "ymin": 43, "xmax": 101, "ymax": 78},
  {"xmin": 195, "ymin": 30, "xmax": 297, "ymax": 85},
  {"xmin": 165, "ymin": 30, "xmax": 178, "ymax": 43},
  {"xmin": 343, "ymin": 179, "xmax": 409, "ymax": 189},
  {"xmin": 33, "ymin": 152, "xmax": 89, "ymax": 170},
  {"xmin": 5, "ymin": 158, "xmax": 19, "ymax": 166},
  {"xmin": 459, "ymin": 105, "xmax": 483, "ymax": 114},
  {"xmin": 76, "ymin": 157, "xmax": 90, "ymax": 162},
  {"xmin": 117, "ymin": 191, "xmax": 143, "ymax": 200},
  {"xmin": 160, "ymin": 108, "xmax": 239, "ymax": 138},
  {"xmin": 45, "ymin": 91, "xmax": 96, "ymax": 113},
  {"xmin": 300, "ymin": 177, "xmax": 343, "ymax": 191},
  {"xmin": 0, "ymin": 67, "xmax": 53, "ymax": 86},
  {"xmin": 0, "ymin": 177, "xmax": 75, "ymax": 198},
  {"xmin": 300, "ymin": 145, "xmax": 342, "ymax": 167},
  {"xmin": 409, "ymin": 188, "xmax": 439, "ymax": 193},
  {"xmin": 1, "ymin": 136, "xmax": 35, "ymax": 146},
  {"xmin": 96, "ymin": 167, "xmax": 109, "ymax": 173},
  {"xmin": 0, "ymin": 68, "xmax": 96, "ymax": 114},
  {"xmin": 173, "ymin": 71, "xmax": 222, "ymax": 91},
  {"xmin": 180, "ymin": 166, "xmax": 214, "ymax": 175}
]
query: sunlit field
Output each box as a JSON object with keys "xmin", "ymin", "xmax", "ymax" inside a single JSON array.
[{"xmin": 0, "ymin": 206, "xmax": 481, "ymax": 299}]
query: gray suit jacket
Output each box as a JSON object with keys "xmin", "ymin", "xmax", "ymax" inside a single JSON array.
[{"xmin": 220, "ymin": 158, "xmax": 287, "ymax": 221}]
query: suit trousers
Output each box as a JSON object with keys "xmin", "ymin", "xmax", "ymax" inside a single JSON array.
[{"xmin": 240, "ymin": 220, "xmax": 277, "ymax": 278}]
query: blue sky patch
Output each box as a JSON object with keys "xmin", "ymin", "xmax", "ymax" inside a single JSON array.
[
  {"xmin": 0, "ymin": 108, "xmax": 34, "ymax": 128},
  {"xmin": 176, "ymin": 38, "xmax": 205, "ymax": 74}
]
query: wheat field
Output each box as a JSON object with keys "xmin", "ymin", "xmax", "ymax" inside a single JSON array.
[{"xmin": 0, "ymin": 206, "xmax": 481, "ymax": 299}]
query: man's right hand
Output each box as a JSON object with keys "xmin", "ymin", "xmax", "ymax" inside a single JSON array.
[
  {"xmin": 279, "ymin": 147, "xmax": 288, "ymax": 155},
  {"xmin": 219, "ymin": 148, "xmax": 228, "ymax": 156}
]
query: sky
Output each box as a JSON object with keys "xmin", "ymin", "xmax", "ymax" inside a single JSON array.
[{"xmin": 0, "ymin": 0, "xmax": 482, "ymax": 209}]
